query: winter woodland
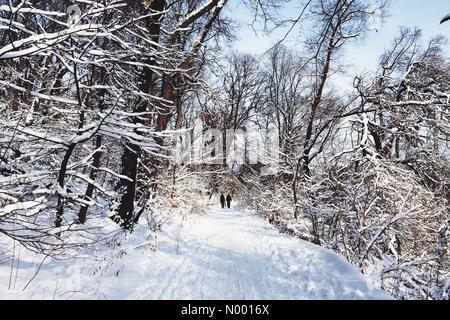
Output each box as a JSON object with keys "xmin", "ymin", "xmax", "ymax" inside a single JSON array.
[{"xmin": 0, "ymin": 0, "xmax": 449, "ymax": 300}]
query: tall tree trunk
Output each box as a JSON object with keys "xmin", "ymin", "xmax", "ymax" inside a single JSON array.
[
  {"xmin": 115, "ymin": 143, "xmax": 140, "ymax": 228},
  {"xmin": 77, "ymin": 64, "xmax": 106, "ymax": 223},
  {"xmin": 115, "ymin": 0, "xmax": 166, "ymax": 228},
  {"xmin": 302, "ymin": 33, "xmax": 335, "ymax": 178},
  {"xmin": 55, "ymin": 143, "xmax": 76, "ymax": 228},
  {"xmin": 55, "ymin": 55, "xmax": 85, "ymax": 227}
]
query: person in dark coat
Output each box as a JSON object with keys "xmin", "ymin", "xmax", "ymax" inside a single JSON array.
[
  {"xmin": 220, "ymin": 194, "xmax": 225, "ymax": 208},
  {"xmin": 226, "ymin": 194, "xmax": 232, "ymax": 209}
]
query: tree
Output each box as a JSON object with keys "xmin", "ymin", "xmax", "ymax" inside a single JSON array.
[
  {"xmin": 300, "ymin": 0, "xmax": 390, "ymax": 178},
  {"xmin": 355, "ymin": 27, "xmax": 450, "ymax": 191},
  {"xmin": 0, "ymin": 0, "xmax": 231, "ymax": 235}
]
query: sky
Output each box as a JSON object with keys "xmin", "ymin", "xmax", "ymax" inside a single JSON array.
[{"xmin": 225, "ymin": 0, "xmax": 450, "ymax": 89}]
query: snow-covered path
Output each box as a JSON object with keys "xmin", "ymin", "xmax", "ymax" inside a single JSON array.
[
  {"xmin": 0, "ymin": 207, "xmax": 391, "ymax": 300},
  {"xmin": 103, "ymin": 207, "xmax": 390, "ymax": 300}
]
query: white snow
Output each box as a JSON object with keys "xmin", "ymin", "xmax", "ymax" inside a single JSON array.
[
  {"xmin": 0, "ymin": 207, "xmax": 391, "ymax": 300},
  {"xmin": 0, "ymin": 5, "xmax": 66, "ymax": 17}
]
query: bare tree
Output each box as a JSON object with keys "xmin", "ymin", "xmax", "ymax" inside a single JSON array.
[{"xmin": 300, "ymin": 0, "xmax": 390, "ymax": 177}]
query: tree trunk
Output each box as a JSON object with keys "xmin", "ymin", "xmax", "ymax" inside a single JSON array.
[
  {"xmin": 55, "ymin": 143, "xmax": 76, "ymax": 228},
  {"xmin": 115, "ymin": 143, "xmax": 140, "ymax": 229},
  {"xmin": 302, "ymin": 33, "xmax": 335, "ymax": 178},
  {"xmin": 78, "ymin": 135, "xmax": 102, "ymax": 224},
  {"xmin": 115, "ymin": 0, "xmax": 166, "ymax": 228}
]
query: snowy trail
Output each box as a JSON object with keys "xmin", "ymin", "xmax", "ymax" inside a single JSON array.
[
  {"xmin": 103, "ymin": 207, "xmax": 390, "ymax": 300},
  {"xmin": 0, "ymin": 206, "xmax": 391, "ymax": 300}
]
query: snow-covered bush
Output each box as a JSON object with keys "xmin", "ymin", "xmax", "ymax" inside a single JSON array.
[
  {"xmin": 296, "ymin": 158, "xmax": 449, "ymax": 300},
  {"xmin": 150, "ymin": 168, "xmax": 217, "ymax": 217}
]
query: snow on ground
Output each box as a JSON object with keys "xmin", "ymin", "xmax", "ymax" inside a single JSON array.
[{"xmin": 0, "ymin": 206, "xmax": 391, "ymax": 300}]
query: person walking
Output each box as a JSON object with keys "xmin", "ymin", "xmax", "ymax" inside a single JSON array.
[
  {"xmin": 226, "ymin": 194, "xmax": 232, "ymax": 209},
  {"xmin": 220, "ymin": 194, "xmax": 225, "ymax": 209}
]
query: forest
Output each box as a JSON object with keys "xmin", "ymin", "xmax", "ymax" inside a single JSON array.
[{"xmin": 0, "ymin": 0, "xmax": 449, "ymax": 300}]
